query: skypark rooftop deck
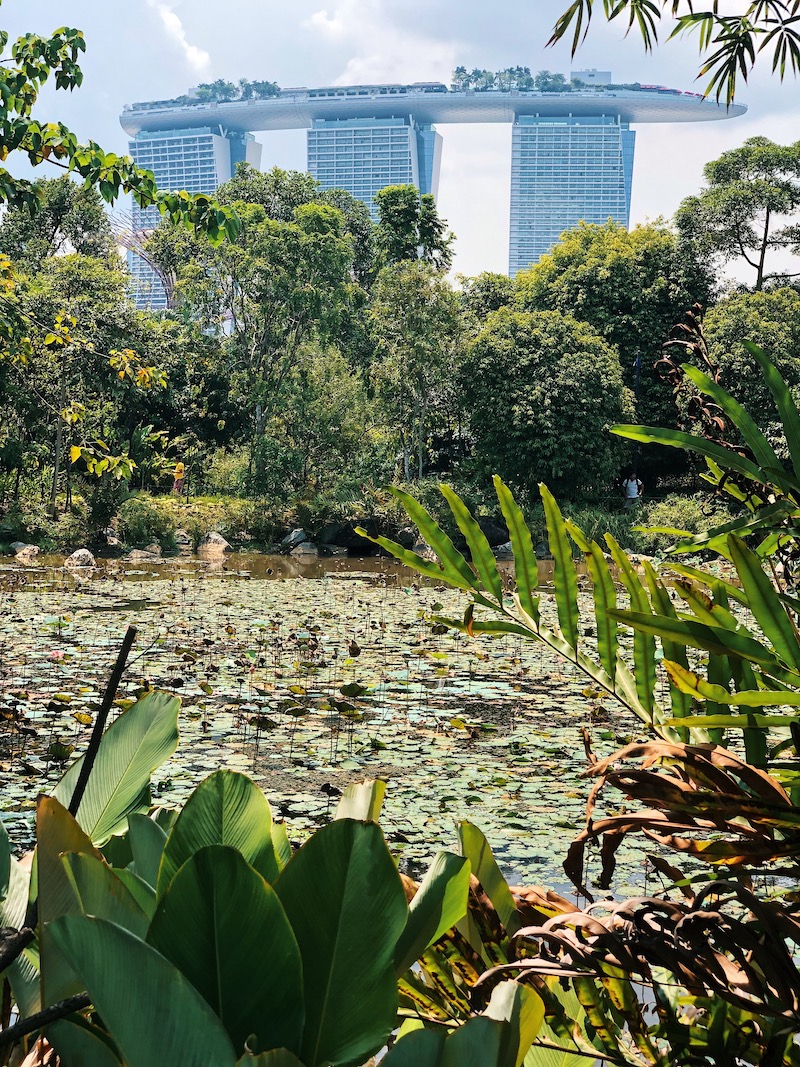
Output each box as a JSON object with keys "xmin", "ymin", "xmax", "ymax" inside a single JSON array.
[{"xmin": 120, "ymin": 82, "xmax": 745, "ymax": 135}]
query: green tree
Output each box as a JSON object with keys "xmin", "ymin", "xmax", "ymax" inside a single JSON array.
[
  {"xmin": 461, "ymin": 308, "xmax": 633, "ymax": 498},
  {"xmin": 515, "ymin": 220, "xmax": 715, "ymax": 479},
  {"xmin": 548, "ymin": 0, "xmax": 800, "ymax": 102},
  {"xmin": 0, "ymin": 176, "xmax": 113, "ymax": 271},
  {"xmin": 370, "ymin": 261, "xmax": 462, "ymax": 480},
  {"xmin": 374, "ymin": 186, "xmax": 453, "ymax": 271},
  {"xmin": 458, "ymin": 272, "xmax": 515, "ymax": 326},
  {"xmin": 676, "ymin": 137, "xmax": 800, "ymax": 291}
]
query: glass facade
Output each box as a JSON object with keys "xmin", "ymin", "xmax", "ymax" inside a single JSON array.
[
  {"xmin": 307, "ymin": 116, "xmax": 442, "ymax": 217},
  {"xmin": 127, "ymin": 127, "xmax": 259, "ymax": 309},
  {"xmin": 509, "ymin": 114, "xmax": 636, "ymax": 276}
]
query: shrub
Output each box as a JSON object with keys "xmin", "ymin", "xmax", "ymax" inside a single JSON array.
[
  {"xmin": 118, "ymin": 494, "xmax": 177, "ymax": 548},
  {"xmin": 638, "ymin": 493, "xmax": 733, "ymax": 554}
]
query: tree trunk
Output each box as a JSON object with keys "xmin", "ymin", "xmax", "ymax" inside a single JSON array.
[{"xmin": 49, "ymin": 353, "xmax": 68, "ymax": 517}]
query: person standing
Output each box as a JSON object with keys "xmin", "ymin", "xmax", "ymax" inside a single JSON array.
[
  {"xmin": 172, "ymin": 461, "xmax": 186, "ymax": 495},
  {"xmin": 622, "ymin": 470, "xmax": 643, "ymax": 507}
]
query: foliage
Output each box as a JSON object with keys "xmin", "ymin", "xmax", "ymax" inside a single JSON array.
[
  {"xmin": 117, "ymin": 493, "xmax": 177, "ymax": 548},
  {"xmin": 461, "ymin": 308, "xmax": 633, "ymax": 498},
  {"xmin": 676, "ymin": 137, "xmax": 800, "ymax": 290},
  {"xmin": 548, "ymin": 0, "xmax": 800, "ymax": 103},
  {"xmin": 514, "ymin": 220, "xmax": 715, "ymax": 479},
  {"xmin": 374, "ymin": 186, "xmax": 454, "ymax": 272},
  {"xmin": 637, "ymin": 492, "xmax": 732, "ymax": 553}
]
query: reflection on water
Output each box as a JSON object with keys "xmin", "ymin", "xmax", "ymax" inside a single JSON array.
[{"xmin": 0, "ymin": 551, "xmax": 562, "ymax": 590}]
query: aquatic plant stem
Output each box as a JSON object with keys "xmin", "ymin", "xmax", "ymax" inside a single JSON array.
[{"xmin": 68, "ymin": 625, "xmax": 138, "ymax": 817}]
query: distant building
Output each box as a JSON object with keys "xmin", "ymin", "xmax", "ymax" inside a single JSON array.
[
  {"xmin": 126, "ymin": 126, "xmax": 261, "ymax": 309},
  {"xmin": 121, "ymin": 77, "xmax": 744, "ymax": 305}
]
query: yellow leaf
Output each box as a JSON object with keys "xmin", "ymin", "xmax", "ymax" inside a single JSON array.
[{"xmin": 69, "ymin": 445, "xmax": 81, "ymax": 464}]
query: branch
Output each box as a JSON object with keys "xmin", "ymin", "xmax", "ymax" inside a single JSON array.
[{"xmin": 0, "ymin": 994, "xmax": 90, "ymax": 1052}]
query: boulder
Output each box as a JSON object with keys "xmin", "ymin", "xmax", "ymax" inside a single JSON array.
[
  {"xmin": 126, "ymin": 549, "xmax": 163, "ymax": 563},
  {"xmin": 317, "ymin": 522, "xmax": 345, "ymax": 546},
  {"xmin": 65, "ymin": 549, "xmax": 96, "ymax": 569},
  {"xmin": 535, "ymin": 542, "xmax": 552, "ymax": 561},
  {"xmin": 11, "ymin": 542, "xmax": 38, "ymax": 558},
  {"xmin": 144, "ymin": 542, "xmax": 162, "ymax": 557},
  {"xmin": 327, "ymin": 520, "xmax": 377, "ymax": 552},
  {"xmin": 395, "ymin": 527, "xmax": 416, "ymax": 549},
  {"xmin": 199, "ymin": 531, "xmax": 231, "ymax": 553},
  {"xmin": 281, "ymin": 528, "xmax": 310, "ymax": 551},
  {"xmin": 290, "ymin": 541, "xmax": 319, "ymax": 557},
  {"xmin": 477, "ymin": 518, "xmax": 509, "ymax": 547},
  {"xmin": 174, "ymin": 529, "xmax": 191, "ymax": 546},
  {"xmin": 321, "ymin": 544, "xmax": 348, "ymax": 557},
  {"xmin": 492, "ymin": 541, "xmax": 514, "ymax": 561},
  {"xmin": 413, "ymin": 540, "xmax": 438, "ymax": 562}
]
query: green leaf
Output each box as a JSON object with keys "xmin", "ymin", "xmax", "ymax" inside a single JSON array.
[
  {"xmin": 50, "ymin": 915, "xmax": 237, "ymax": 1067},
  {"xmin": 1, "ymin": 855, "xmax": 39, "ymax": 1019},
  {"xmin": 53, "ymin": 691, "xmax": 180, "ymax": 844},
  {"xmin": 271, "ymin": 821, "xmax": 292, "ymax": 870},
  {"xmin": 62, "ymin": 852, "xmax": 150, "ymax": 939},
  {"xmin": 566, "ymin": 522, "xmax": 617, "ymax": 680},
  {"xmin": 128, "ymin": 813, "xmax": 167, "ymax": 889},
  {"xmin": 158, "ymin": 770, "xmax": 279, "ymax": 896},
  {"xmin": 458, "ymin": 822, "xmax": 520, "ymax": 936},
  {"xmin": 665, "ymin": 660, "xmax": 800, "ymax": 708},
  {"xmin": 440, "ymin": 484, "xmax": 503, "ymax": 603},
  {"xmin": 47, "ymin": 1017, "xmax": 122, "ymax": 1067},
  {"xmin": 611, "ymin": 424, "xmax": 766, "ymax": 484},
  {"xmin": 728, "ymin": 534, "xmax": 800, "ymax": 673},
  {"xmin": 0, "ymin": 816, "xmax": 9, "ymax": 900},
  {"xmin": 605, "ymin": 536, "xmax": 657, "ymax": 719},
  {"xmin": 334, "ymin": 779, "xmax": 386, "ymax": 823},
  {"xmin": 235, "ymin": 1054, "xmax": 305, "ymax": 1067},
  {"xmin": 389, "ymin": 487, "xmax": 478, "ymax": 592},
  {"xmin": 540, "ymin": 486, "xmax": 579, "ymax": 648},
  {"xmin": 149, "ymin": 845, "xmax": 303, "ymax": 1057},
  {"xmin": 484, "ymin": 980, "xmax": 545, "ymax": 1067},
  {"xmin": 493, "ymin": 476, "xmax": 539, "ymax": 623},
  {"xmin": 275, "ymin": 819, "xmax": 407, "ymax": 1067},
  {"xmin": 382, "ymin": 1028, "xmax": 446, "ymax": 1066},
  {"xmin": 642, "ymin": 561, "xmax": 690, "ymax": 738},
  {"xmin": 744, "ymin": 340, "xmax": 800, "ymax": 475},
  {"xmin": 681, "ymin": 364, "xmax": 781, "ymax": 474},
  {"xmin": 394, "ymin": 850, "xmax": 470, "ymax": 974}
]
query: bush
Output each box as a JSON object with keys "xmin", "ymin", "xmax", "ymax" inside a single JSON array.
[
  {"xmin": 118, "ymin": 494, "xmax": 177, "ymax": 548},
  {"xmin": 201, "ymin": 448, "xmax": 251, "ymax": 497},
  {"xmin": 638, "ymin": 493, "xmax": 733, "ymax": 554}
]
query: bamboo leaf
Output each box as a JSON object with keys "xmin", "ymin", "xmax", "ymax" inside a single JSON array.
[{"xmin": 540, "ymin": 485, "xmax": 579, "ymax": 649}]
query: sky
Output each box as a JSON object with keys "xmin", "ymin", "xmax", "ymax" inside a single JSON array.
[{"xmin": 6, "ymin": 1, "xmax": 798, "ymax": 278}]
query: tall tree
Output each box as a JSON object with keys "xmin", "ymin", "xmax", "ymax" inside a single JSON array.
[
  {"xmin": 374, "ymin": 186, "xmax": 453, "ymax": 272},
  {"xmin": 369, "ymin": 261, "xmax": 462, "ymax": 480},
  {"xmin": 676, "ymin": 137, "xmax": 800, "ymax": 291},
  {"xmin": 461, "ymin": 308, "xmax": 633, "ymax": 498}
]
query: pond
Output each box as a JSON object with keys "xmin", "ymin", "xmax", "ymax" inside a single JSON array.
[{"xmin": 0, "ymin": 551, "xmax": 658, "ymax": 897}]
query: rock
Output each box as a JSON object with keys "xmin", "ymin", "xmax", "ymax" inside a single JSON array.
[
  {"xmin": 321, "ymin": 544, "xmax": 348, "ymax": 557},
  {"xmin": 317, "ymin": 522, "xmax": 345, "ymax": 545},
  {"xmin": 11, "ymin": 542, "xmax": 38, "ymax": 558},
  {"xmin": 492, "ymin": 541, "xmax": 514, "ymax": 560},
  {"xmin": 328, "ymin": 520, "xmax": 377, "ymax": 552},
  {"xmin": 198, "ymin": 532, "xmax": 231, "ymax": 553},
  {"xmin": 477, "ymin": 518, "xmax": 509, "ymax": 547},
  {"xmin": 535, "ymin": 542, "xmax": 552, "ymax": 560},
  {"xmin": 396, "ymin": 527, "xmax": 416, "ymax": 549},
  {"xmin": 281, "ymin": 528, "xmax": 310, "ymax": 550},
  {"xmin": 413, "ymin": 540, "xmax": 438, "ymax": 562},
  {"xmin": 174, "ymin": 529, "xmax": 191, "ymax": 546},
  {"xmin": 65, "ymin": 549, "xmax": 96, "ymax": 569},
  {"xmin": 627, "ymin": 552, "xmax": 655, "ymax": 564},
  {"xmin": 126, "ymin": 549, "xmax": 163, "ymax": 563},
  {"xmin": 144, "ymin": 542, "xmax": 162, "ymax": 557},
  {"xmin": 290, "ymin": 542, "xmax": 319, "ymax": 557}
]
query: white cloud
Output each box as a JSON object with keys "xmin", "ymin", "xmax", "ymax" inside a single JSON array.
[
  {"xmin": 147, "ymin": 1, "xmax": 211, "ymax": 73},
  {"xmin": 303, "ymin": 0, "xmax": 460, "ymax": 84}
]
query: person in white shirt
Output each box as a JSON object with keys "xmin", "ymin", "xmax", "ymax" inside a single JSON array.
[{"xmin": 622, "ymin": 471, "xmax": 643, "ymax": 507}]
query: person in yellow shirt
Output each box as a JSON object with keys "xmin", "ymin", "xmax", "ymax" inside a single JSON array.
[{"xmin": 172, "ymin": 461, "xmax": 186, "ymax": 495}]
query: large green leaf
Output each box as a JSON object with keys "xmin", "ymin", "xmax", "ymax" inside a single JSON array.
[
  {"xmin": 275, "ymin": 819, "xmax": 407, "ymax": 1067},
  {"xmin": 682, "ymin": 364, "xmax": 782, "ymax": 474},
  {"xmin": 458, "ymin": 822, "xmax": 520, "ymax": 936},
  {"xmin": 440, "ymin": 484, "xmax": 504, "ymax": 604},
  {"xmin": 494, "ymin": 476, "xmax": 540, "ymax": 623},
  {"xmin": 394, "ymin": 850, "xmax": 470, "ymax": 974},
  {"xmin": 236, "ymin": 1054, "xmax": 305, "ymax": 1067},
  {"xmin": 642, "ymin": 561, "xmax": 691, "ymax": 739},
  {"xmin": 1, "ymin": 855, "xmax": 39, "ymax": 1019},
  {"xmin": 128, "ymin": 813, "xmax": 167, "ymax": 889},
  {"xmin": 744, "ymin": 340, "xmax": 800, "ymax": 475},
  {"xmin": 334, "ymin": 779, "xmax": 386, "ymax": 822},
  {"xmin": 157, "ymin": 770, "xmax": 279, "ymax": 896},
  {"xmin": 149, "ymin": 845, "xmax": 303, "ymax": 1057},
  {"xmin": 484, "ymin": 980, "xmax": 544, "ymax": 1067},
  {"xmin": 50, "ymin": 914, "xmax": 237, "ymax": 1067},
  {"xmin": 566, "ymin": 522, "xmax": 617, "ymax": 681},
  {"xmin": 605, "ymin": 537, "xmax": 657, "ymax": 719},
  {"xmin": 728, "ymin": 534, "xmax": 800, "ymax": 672},
  {"xmin": 47, "ymin": 1015, "xmax": 122, "ymax": 1066},
  {"xmin": 611, "ymin": 424, "xmax": 766, "ymax": 484},
  {"xmin": 62, "ymin": 853, "xmax": 150, "ymax": 939},
  {"xmin": 389, "ymin": 486, "xmax": 479, "ymax": 592},
  {"xmin": 53, "ymin": 691, "xmax": 180, "ymax": 844},
  {"xmin": 0, "ymin": 817, "xmax": 10, "ymax": 901},
  {"xmin": 540, "ymin": 486, "xmax": 579, "ymax": 648}
]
